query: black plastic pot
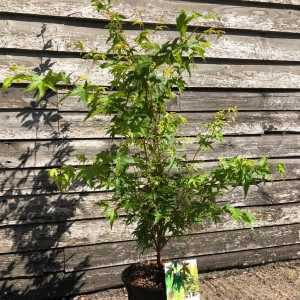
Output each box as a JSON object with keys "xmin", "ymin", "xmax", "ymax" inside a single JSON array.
[{"xmin": 122, "ymin": 265, "xmax": 167, "ymax": 300}]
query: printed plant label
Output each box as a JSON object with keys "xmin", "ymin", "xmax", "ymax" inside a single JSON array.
[{"xmin": 165, "ymin": 258, "xmax": 201, "ymax": 300}]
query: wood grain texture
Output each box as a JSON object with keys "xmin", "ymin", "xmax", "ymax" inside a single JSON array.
[
  {"xmin": 64, "ymin": 223, "xmax": 300, "ymax": 271},
  {"xmin": 0, "ymin": 158, "xmax": 298, "ymax": 197},
  {"xmin": 2, "ymin": 89, "xmax": 300, "ymax": 112},
  {"xmin": 237, "ymin": 0, "xmax": 300, "ymax": 4},
  {"xmin": 38, "ymin": 135, "xmax": 300, "ymax": 167},
  {"xmin": 0, "ymin": 168, "xmax": 57, "ymax": 196},
  {"xmin": 174, "ymin": 91, "xmax": 300, "ymax": 112},
  {"xmin": 0, "ymin": 203, "xmax": 299, "ymax": 253},
  {"xmin": 0, "ymin": 249, "xmax": 64, "ymax": 279},
  {"xmin": 2, "ymin": 20, "xmax": 300, "ymax": 62},
  {"xmin": 0, "ymin": 88, "xmax": 57, "ymax": 109},
  {"xmin": 1, "ymin": 106, "xmax": 299, "ymax": 140},
  {"xmin": 1, "ymin": 135, "xmax": 299, "ymax": 168},
  {"xmin": 0, "ymin": 266, "xmax": 122, "ymax": 300},
  {"xmin": 0, "ymin": 111, "xmax": 59, "ymax": 140},
  {"xmin": 60, "ymin": 91, "xmax": 300, "ymax": 112},
  {"xmin": 59, "ymin": 111, "xmax": 300, "ymax": 139},
  {"xmin": 1, "ymin": 0, "xmax": 300, "ymax": 33},
  {"xmin": 1, "ymin": 179, "xmax": 299, "ymax": 225},
  {"xmin": 2, "ymin": 55, "xmax": 300, "ymax": 88}
]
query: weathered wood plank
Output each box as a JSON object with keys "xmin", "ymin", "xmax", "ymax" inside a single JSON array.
[
  {"xmin": 194, "ymin": 243, "xmax": 300, "ymax": 271},
  {"xmin": 0, "ymin": 111, "xmax": 59, "ymax": 140},
  {"xmin": 1, "ymin": 179, "xmax": 299, "ymax": 225},
  {"xmin": 2, "ymin": 89, "xmax": 300, "ymax": 112},
  {"xmin": 237, "ymin": 0, "xmax": 300, "ymax": 5},
  {"xmin": 0, "ymin": 88, "xmax": 57, "ymax": 109},
  {"xmin": 0, "ymin": 266, "xmax": 122, "ymax": 300},
  {"xmin": 1, "ymin": 135, "xmax": 299, "ymax": 168},
  {"xmin": 0, "ymin": 203, "xmax": 299, "ymax": 253},
  {"xmin": 0, "ymin": 169, "xmax": 56, "ymax": 196},
  {"xmin": 59, "ymin": 91, "xmax": 300, "ymax": 112},
  {"xmin": 1, "ymin": 1, "xmax": 300, "ymax": 33},
  {"xmin": 0, "ymin": 249, "xmax": 64, "ymax": 279},
  {"xmin": 64, "ymin": 223, "xmax": 300, "ymax": 271},
  {"xmin": 0, "ymin": 141, "xmax": 37, "ymax": 168},
  {"xmin": 41, "ymin": 135, "xmax": 300, "ymax": 167},
  {"xmin": 0, "ymin": 157, "xmax": 298, "ymax": 197},
  {"xmin": 0, "ymin": 192, "xmax": 110, "ymax": 224},
  {"xmin": 179, "ymin": 135, "xmax": 300, "ymax": 161},
  {"xmin": 59, "ymin": 111, "xmax": 300, "ymax": 139},
  {"xmin": 2, "ymin": 55, "xmax": 300, "ymax": 89},
  {"xmin": 0, "ymin": 109, "xmax": 299, "ymax": 141},
  {"xmin": 2, "ymin": 20, "xmax": 300, "ymax": 62},
  {"xmin": 0, "ymin": 271, "xmax": 87, "ymax": 300}
]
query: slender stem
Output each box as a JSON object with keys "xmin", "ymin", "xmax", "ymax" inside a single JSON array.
[{"xmin": 156, "ymin": 248, "xmax": 162, "ymax": 267}]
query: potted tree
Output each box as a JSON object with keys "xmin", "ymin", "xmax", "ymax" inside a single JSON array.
[{"xmin": 3, "ymin": 1, "xmax": 284, "ymax": 299}]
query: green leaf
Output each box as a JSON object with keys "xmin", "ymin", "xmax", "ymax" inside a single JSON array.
[
  {"xmin": 100, "ymin": 202, "xmax": 119, "ymax": 228},
  {"xmin": 276, "ymin": 162, "xmax": 286, "ymax": 176},
  {"xmin": 176, "ymin": 11, "xmax": 189, "ymax": 36}
]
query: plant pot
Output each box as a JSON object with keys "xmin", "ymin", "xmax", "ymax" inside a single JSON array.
[{"xmin": 122, "ymin": 264, "xmax": 167, "ymax": 300}]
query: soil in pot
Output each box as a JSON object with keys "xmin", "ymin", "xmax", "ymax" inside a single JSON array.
[{"xmin": 122, "ymin": 263, "xmax": 167, "ymax": 300}]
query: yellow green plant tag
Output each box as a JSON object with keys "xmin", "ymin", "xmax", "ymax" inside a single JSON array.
[{"xmin": 165, "ymin": 259, "xmax": 201, "ymax": 300}]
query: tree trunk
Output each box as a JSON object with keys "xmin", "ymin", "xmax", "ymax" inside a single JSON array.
[{"xmin": 156, "ymin": 248, "xmax": 162, "ymax": 267}]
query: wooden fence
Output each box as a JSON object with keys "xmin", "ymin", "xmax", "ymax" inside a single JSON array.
[{"xmin": 0, "ymin": 0, "xmax": 300, "ymax": 298}]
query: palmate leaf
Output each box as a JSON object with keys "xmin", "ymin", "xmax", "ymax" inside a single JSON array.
[
  {"xmin": 3, "ymin": 69, "xmax": 70, "ymax": 100},
  {"xmin": 99, "ymin": 202, "xmax": 119, "ymax": 228},
  {"xmin": 276, "ymin": 162, "xmax": 286, "ymax": 176},
  {"xmin": 223, "ymin": 204, "xmax": 255, "ymax": 225},
  {"xmin": 91, "ymin": 0, "xmax": 112, "ymax": 11},
  {"xmin": 176, "ymin": 11, "xmax": 202, "ymax": 37}
]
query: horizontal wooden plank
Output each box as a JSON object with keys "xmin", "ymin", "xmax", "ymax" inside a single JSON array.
[
  {"xmin": 1, "ymin": 178, "xmax": 299, "ymax": 225},
  {"xmin": 1, "ymin": 135, "xmax": 299, "ymax": 168},
  {"xmin": 179, "ymin": 134, "xmax": 300, "ymax": 161},
  {"xmin": 0, "ymin": 168, "xmax": 55, "ymax": 196},
  {"xmin": 0, "ymin": 88, "xmax": 57, "ymax": 109},
  {"xmin": 0, "ymin": 266, "xmax": 123, "ymax": 300},
  {"xmin": 59, "ymin": 111, "xmax": 300, "ymax": 139},
  {"xmin": 59, "ymin": 91, "xmax": 300, "ymax": 112},
  {"xmin": 0, "ymin": 157, "xmax": 298, "ymax": 197},
  {"xmin": 0, "ymin": 270, "xmax": 89, "ymax": 300},
  {"xmin": 1, "ymin": 109, "xmax": 299, "ymax": 141},
  {"xmin": 0, "ymin": 249, "xmax": 64, "ymax": 279},
  {"xmin": 237, "ymin": 0, "xmax": 300, "ymax": 5},
  {"xmin": 64, "ymin": 223, "xmax": 300, "ymax": 271},
  {"xmin": 2, "ymin": 20, "xmax": 300, "ymax": 62},
  {"xmin": 0, "ymin": 203, "xmax": 299, "ymax": 253},
  {"xmin": 2, "ymin": 55, "xmax": 300, "ymax": 89},
  {"xmin": 0, "ymin": 192, "xmax": 110, "ymax": 224},
  {"xmin": 0, "ymin": 111, "xmax": 59, "ymax": 140},
  {"xmin": 0, "ymin": 141, "xmax": 37, "ymax": 168},
  {"xmin": 40, "ymin": 135, "xmax": 300, "ymax": 167},
  {"xmin": 3, "ymin": 89, "xmax": 300, "ymax": 112},
  {"xmin": 1, "ymin": 1, "xmax": 300, "ymax": 33}
]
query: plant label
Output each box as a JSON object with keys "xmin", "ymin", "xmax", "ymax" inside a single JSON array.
[{"xmin": 165, "ymin": 258, "xmax": 201, "ymax": 300}]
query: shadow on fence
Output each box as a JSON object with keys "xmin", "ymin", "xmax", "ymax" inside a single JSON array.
[{"xmin": 0, "ymin": 41, "xmax": 92, "ymax": 299}]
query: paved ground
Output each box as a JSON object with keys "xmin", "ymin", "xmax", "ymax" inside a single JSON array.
[{"xmin": 72, "ymin": 260, "xmax": 300, "ymax": 300}]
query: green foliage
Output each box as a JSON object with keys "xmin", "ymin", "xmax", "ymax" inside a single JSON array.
[
  {"xmin": 3, "ymin": 66, "xmax": 70, "ymax": 100},
  {"xmin": 2, "ymin": 0, "xmax": 284, "ymax": 265}
]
